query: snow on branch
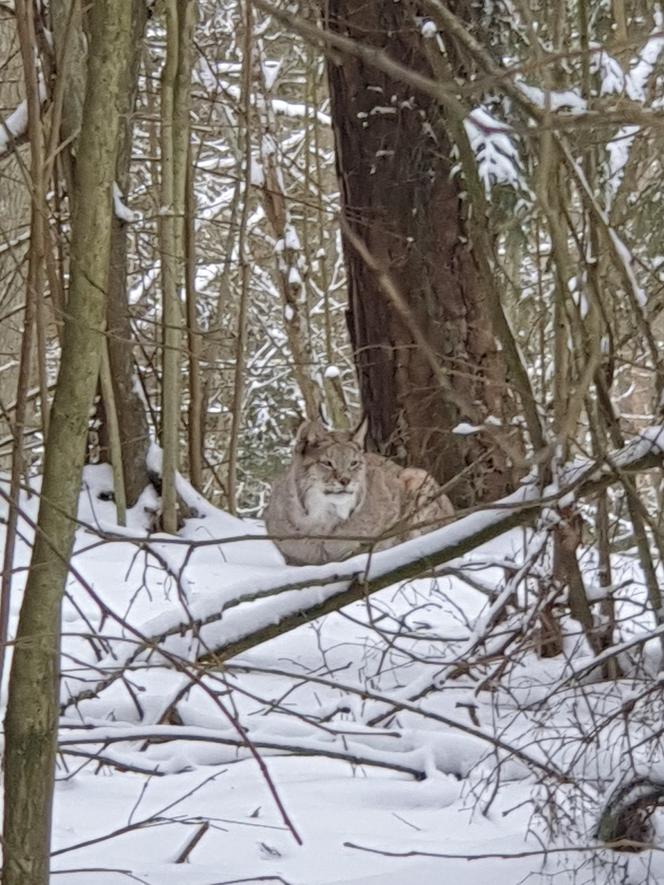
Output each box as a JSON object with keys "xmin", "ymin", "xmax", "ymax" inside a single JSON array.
[
  {"xmin": 112, "ymin": 182, "xmax": 142, "ymax": 224},
  {"xmin": 0, "ymin": 100, "xmax": 29, "ymax": 154},
  {"xmin": 59, "ymin": 721, "xmax": 436, "ymax": 780},
  {"xmin": 463, "ymin": 107, "xmax": 522, "ymax": 193},
  {"xmin": 515, "ymin": 80, "xmax": 586, "ymax": 113},
  {"xmin": 61, "ymin": 426, "xmax": 664, "ymax": 715},
  {"xmin": 604, "ymin": 15, "xmax": 664, "ymax": 203},
  {"xmin": 194, "ymin": 426, "xmax": 664, "ymax": 663},
  {"xmin": 0, "ymin": 74, "xmax": 47, "ymax": 156}
]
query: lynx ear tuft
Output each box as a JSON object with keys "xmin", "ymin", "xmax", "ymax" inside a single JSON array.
[
  {"xmin": 352, "ymin": 417, "xmax": 369, "ymax": 449},
  {"xmin": 295, "ymin": 419, "xmax": 327, "ymax": 453}
]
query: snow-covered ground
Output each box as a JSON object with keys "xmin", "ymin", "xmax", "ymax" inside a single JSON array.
[{"xmin": 2, "ymin": 465, "xmax": 664, "ymax": 884}]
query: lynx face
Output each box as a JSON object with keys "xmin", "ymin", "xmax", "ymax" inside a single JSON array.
[
  {"xmin": 264, "ymin": 417, "xmax": 454, "ymax": 564},
  {"xmin": 295, "ymin": 422, "xmax": 368, "ymax": 526}
]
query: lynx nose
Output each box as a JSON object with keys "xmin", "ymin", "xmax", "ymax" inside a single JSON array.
[{"xmin": 338, "ymin": 476, "xmax": 350, "ymax": 487}]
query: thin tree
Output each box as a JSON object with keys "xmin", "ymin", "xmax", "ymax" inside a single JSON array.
[
  {"xmin": 104, "ymin": 0, "xmax": 151, "ymax": 508},
  {"xmin": 0, "ymin": 0, "xmax": 47, "ymax": 692},
  {"xmin": 2, "ymin": 2, "xmax": 135, "ymax": 880},
  {"xmin": 159, "ymin": 0, "xmax": 196, "ymax": 532}
]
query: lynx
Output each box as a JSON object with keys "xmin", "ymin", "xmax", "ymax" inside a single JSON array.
[{"xmin": 264, "ymin": 420, "xmax": 454, "ymax": 565}]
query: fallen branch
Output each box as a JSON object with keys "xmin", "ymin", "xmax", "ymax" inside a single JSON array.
[
  {"xmin": 59, "ymin": 722, "xmax": 435, "ymax": 780},
  {"xmin": 198, "ymin": 428, "xmax": 664, "ymax": 665},
  {"xmin": 223, "ymin": 662, "xmax": 569, "ymax": 784},
  {"xmin": 61, "ymin": 427, "xmax": 664, "ymax": 713},
  {"xmin": 174, "ymin": 821, "xmax": 209, "ymax": 863},
  {"xmin": 343, "ymin": 839, "xmax": 660, "ymax": 861}
]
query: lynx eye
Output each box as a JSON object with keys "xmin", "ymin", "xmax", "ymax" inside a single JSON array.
[
  {"xmin": 321, "ymin": 459, "xmax": 335, "ymax": 469},
  {"xmin": 349, "ymin": 459, "xmax": 360, "ymax": 469}
]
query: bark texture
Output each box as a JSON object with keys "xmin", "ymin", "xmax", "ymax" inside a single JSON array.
[
  {"xmin": 105, "ymin": 0, "xmax": 150, "ymax": 506},
  {"xmin": 159, "ymin": 0, "xmax": 196, "ymax": 531},
  {"xmin": 52, "ymin": 0, "xmax": 151, "ymax": 507},
  {"xmin": 326, "ymin": 0, "xmax": 515, "ymax": 507},
  {"xmin": 0, "ymin": 9, "xmax": 31, "ymax": 464},
  {"xmin": 2, "ymin": 3, "xmax": 133, "ymax": 881}
]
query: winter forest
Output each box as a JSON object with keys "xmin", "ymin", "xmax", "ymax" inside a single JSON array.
[{"xmin": 1, "ymin": 0, "xmax": 664, "ymax": 883}]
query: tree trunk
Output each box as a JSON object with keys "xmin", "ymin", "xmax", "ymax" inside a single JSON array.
[
  {"xmin": 2, "ymin": 2, "xmax": 134, "ymax": 881},
  {"xmin": 326, "ymin": 0, "xmax": 515, "ymax": 507},
  {"xmin": 52, "ymin": 0, "xmax": 151, "ymax": 507},
  {"xmin": 105, "ymin": 0, "xmax": 150, "ymax": 507},
  {"xmin": 159, "ymin": 0, "xmax": 196, "ymax": 532},
  {"xmin": 0, "ymin": 9, "xmax": 32, "ymax": 467},
  {"xmin": 0, "ymin": 0, "xmax": 48, "ymax": 694}
]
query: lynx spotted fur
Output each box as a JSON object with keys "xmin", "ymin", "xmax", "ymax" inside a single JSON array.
[{"xmin": 264, "ymin": 420, "xmax": 454, "ymax": 565}]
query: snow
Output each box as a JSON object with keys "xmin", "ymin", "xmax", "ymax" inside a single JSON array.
[
  {"xmin": 212, "ymin": 83, "xmax": 332, "ymax": 126},
  {"xmin": 283, "ymin": 224, "xmax": 301, "ymax": 252},
  {"xmin": 604, "ymin": 17, "xmax": 664, "ymax": 205},
  {"xmin": 594, "ymin": 45, "xmax": 633, "ymax": 98},
  {"xmin": 464, "ymin": 107, "xmax": 522, "ymax": 193},
  {"xmin": 0, "ymin": 69, "xmax": 46, "ymax": 153},
  {"xmin": 4, "ymin": 427, "xmax": 664, "ymax": 883},
  {"xmin": 262, "ymin": 59, "xmax": 281, "ymax": 92},
  {"xmin": 49, "ymin": 759, "xmax": 539, "ymax": 884},
  {"xmin": 623, "ymin": 11, "xmax": 664, "ymax": 102},
  {"xmin": 609, "ymin": 229, "xmax": 647, "ymax": 306},
  {"xmin": 560, "ymin": 143, "xmax": 649, "ymax": 309},
  {"xmin": 451, "ymin": 416, "xmax": 510, "ymax": 436},
  {"xmin": 288, "ymin": 266, "xmax": 302, "ymax": 289},
  {"xmin": 272, "ymin": 98, "xmax": 332, "ymax": 127},
  {"xmin": 0, "ymin": 101, "xmax": 29, "ymax": 152},
  {"xmin": 420, "ymin": 20, "xmax": 437, "ymax": 39},
  {"xmin": 112, "ymin": 182, "xmax": 142, "ymax": 224},
  {"xmin": 250, "ymin": 155, "xmax": 265, "ymax": 186},
  {"xmin": 452, "ymin": 421, "xmax": 480, "ymax": 435},
  {"xmin": 515, "ymin": 80, "xmax": 587, "ymax": 113}
]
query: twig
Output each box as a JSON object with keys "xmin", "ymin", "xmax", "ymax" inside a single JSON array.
[
  {"xmin": 343, "ymin": 839, "xmax": 661, "ymax": 860},
  {"xmin": 174, "ymin": 820, "xmax": 209, "ymax": 863}
]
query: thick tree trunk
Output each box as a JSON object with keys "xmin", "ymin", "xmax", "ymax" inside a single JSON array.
[
  {"xmin": 2, "ymin": 3, "xmax": 134, "ymax": 881},
  {"xmin": 326, "ymin": 0, "xmax": 515, "ymax": 507},
  {"xmin": 52, "ymin": 0, "xmax": 151, "ymax": 507}
]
